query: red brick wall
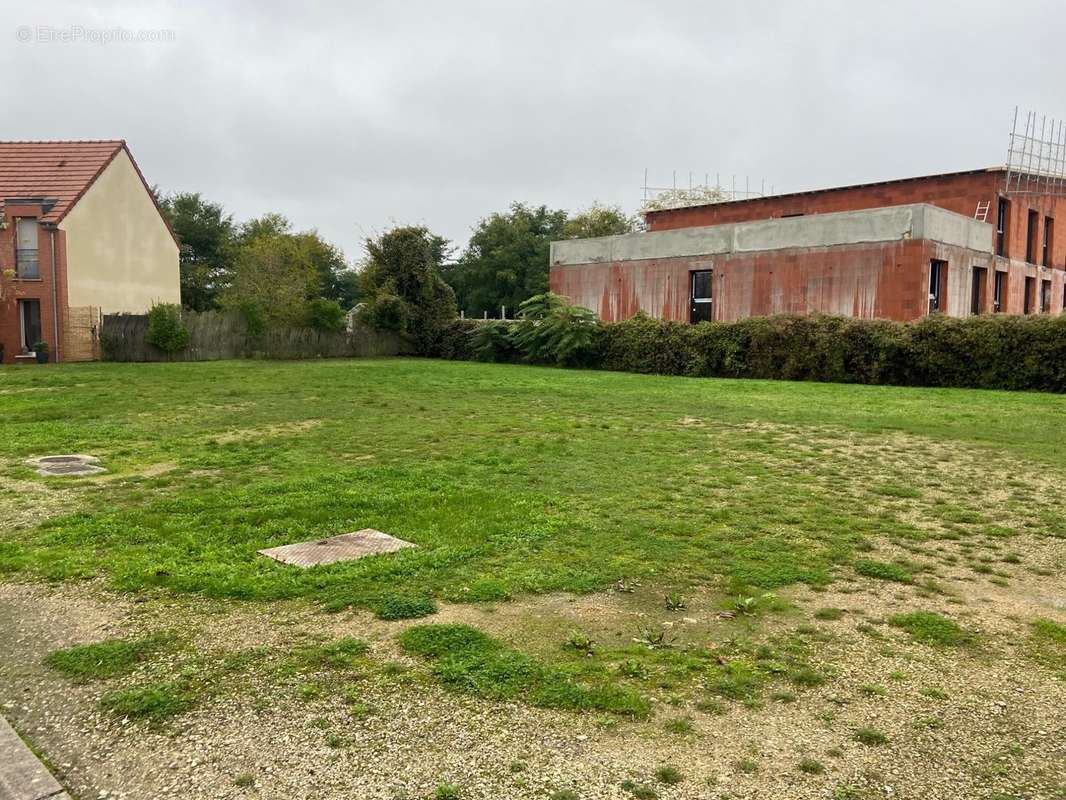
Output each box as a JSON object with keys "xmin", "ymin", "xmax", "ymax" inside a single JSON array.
[
  {"xmin": 0, "ymin": 204, "xmax": 66, "ymax": 364},
  {"xmin": 645, "ymin": 171, "xmax": 1065, "ymax": 269},
  {"xmin": 550, "ymin": 240, "xmax": 1066, "ymax": 323}
]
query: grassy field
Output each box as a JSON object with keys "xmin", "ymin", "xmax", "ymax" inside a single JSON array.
[
  {"xmin": 3, "ymin": 358, "xmax": 1065, "ymax": 607},
  {"xmin": 1, "ymin": 358, "xmax": 1065, "ymax": 798}
]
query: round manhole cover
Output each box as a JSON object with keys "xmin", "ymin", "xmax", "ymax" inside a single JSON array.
[{"xmin": 38, "ymin": 456, "xmax": 84, "ymax": 464}]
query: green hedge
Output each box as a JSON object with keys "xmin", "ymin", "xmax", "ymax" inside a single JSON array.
[{"xmin": 428, "ymin": 313, "xmax": 1066, "ymax": 393}]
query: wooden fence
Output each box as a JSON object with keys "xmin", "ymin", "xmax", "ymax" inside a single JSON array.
[{"xmin": 101, "ymin": 310, "xmax": 405, "ymax": 362}]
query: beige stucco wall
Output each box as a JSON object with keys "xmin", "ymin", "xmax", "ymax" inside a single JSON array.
[{"xmin": 59, "ymin": 149, "xmax": 180, "ymax": 312}]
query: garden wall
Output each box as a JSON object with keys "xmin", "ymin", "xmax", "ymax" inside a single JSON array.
[
  {"xmin": 431, "ymin": 313, "xmax": 1066, "ymax": 393},
  {"xmin": 102, "ymin": 310, "xmax": 405, "ymax": 362}
]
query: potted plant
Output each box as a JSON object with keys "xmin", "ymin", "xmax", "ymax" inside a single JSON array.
[{"xmin": 33, "ymin": 341, "xmax": 49, "ymax": 364}]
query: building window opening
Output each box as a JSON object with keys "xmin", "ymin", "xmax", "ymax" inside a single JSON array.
[
  {"xmin": 1026, "ymin": 210, "xmax": 1039, "ymax": 263},
  {"xmin": 1024, "ymin": 276, "xmax": 1035, "ymax": 314},
  {"xmin": 1044, "ymin": 217, "xmax": 1054, "ymax": 267},
  {"xmin": 970, "ymin": 267, "xmax": 988, "ymax": 315},
  {"xmin": 928, "ymin": 260, "xmax": 947, "ymax": 314},
  {"xmin": 996, "ymin": 198, "xmax": 1009, "ymax": 257},
  {"xmin": 689, "ymin": 270, "xmax": 713, "ymax": 324},
  {"xmin": 18, "ymin": 299, "xmax": 42, "ymax": 352},
  {"xmin": 1041, "ymin": 279, "xmax": 1052, "ymax": 313},
  {"xmin": 993, "ymin": 271, "xmax": 1007, "ymax": 313},
  {"xmin": 15, "ymin": 218, "xmax": 40, "ymax": 279}
]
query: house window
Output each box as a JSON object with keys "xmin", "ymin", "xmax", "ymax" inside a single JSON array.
[
  {"xmin": 1041, "ymin": 279, "xmax": 1052, "ymax": 313},
  {"xmin": 996, "ymin": 198, "xmax": 1009, "ymax": 257},
  {"xmin": 928, "ymin": 260, "xmax": 947, "ymax": 314},
  {"xmin": 993, "ymin": 271, "xmax": 1007, "ymax": 313},
  {"xmin": 689, "ymin": 270, "xmax": 713, "ymax": 324},
  {"xmin": 15, "ymin": 218, "xmax": 40, "ymax": 278},
  {"xmin": 1044, "ymin": 217, "xmax": 1054, "ymax": 267},
  {"xmin": 1024, "ymin": 276, "xmax": 1035, "ymax": 314},
  {"xmin": 1026, "ymin": 210, "xmax": 1039, "ymax": 263},
  {"xmin": 970, "ymin": 267, "xmax": 988, "ymax": 315},
  {"xmin": 18, "ymin": 299, "xmax": 42, "ymax": 351}
]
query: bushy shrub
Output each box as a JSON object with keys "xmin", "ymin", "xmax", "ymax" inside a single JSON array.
[
  {"xmin": 303, "ymin": 298, "xmax": 346, "ymax": 332},
  {"xmin": 144, "ymin": 303, "xmax": 190, "ymax": 355}
]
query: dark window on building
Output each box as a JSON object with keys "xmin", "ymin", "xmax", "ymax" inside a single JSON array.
[
  {"xmin": 15, "ymin": 218, "xmax": 40, "ymax": 279},
  {"xmin": 689, "ymin": 270, "xmax": 713, "ymax": 324},
  {"xmin": 1024, "ymin": 276, "xmax": 1035, "ymax": 314},
  {"xmin": 993, "ymin": 271, "xmax": 1007, "ymax": 313},
  {"xmin": 781, "ymin": 212, "xmax": 805, "ymax": 218},
  {"xmin": 18, "ymin": 299, "xmax": 42, "ymax": 351},
  {"xmin": 1026, "ymin": 210, "xmax": 1039, "ymax": 263},
  {"xmin": 996, "ymin": 198, "xmax": 1009, "ymax": 257},
  {"xmin": 970, "ymin": 267, "xmax": 988, "ymax": 315},
  {"xmin": 1041, "ymin": 279, "xmax": 1052, "ymax": 313},
  {"xmin": 928, "ymin": 260, "xmax": 947, "ymax": 314},
  {"xmin": 1044, "ymin": 217, "xmax": 1054, "ymax": 267}
]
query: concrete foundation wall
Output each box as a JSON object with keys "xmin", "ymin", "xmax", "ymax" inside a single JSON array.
[
  {"xmin": 550, "ymin": 238, "xmax": 1065, "ymax": 323},
  {"xmin": 551, "ymin": 204, "xmax": 992, "ymax": 268}
]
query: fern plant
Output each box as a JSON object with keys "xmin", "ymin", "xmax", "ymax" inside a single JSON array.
[{"xmin": 511, "ymin": 292, "xmax": 600, "ymax": 366}]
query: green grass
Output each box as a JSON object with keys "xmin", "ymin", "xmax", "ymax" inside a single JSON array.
[
  {"xmin": 3, "ymin": 359, "xmax": 1064, "ymax": 612},
  {"xmin": 854, "ymin": 559, "xmax": 913, "ymax": 583},
  {"xmin": 853, "ymin": 726, "xmax": 888, "ymax": 746},
  {"xmin": 398, "ymin": 623, "xmax": 649, "ymax": 717},
  {"xmin": 888, "ymin": 611, "xmax": 974, "ymax": 647},
  {"xmin": 2, "ymin": 359, "xmax": 1065, "ymax": 711},
  {"xmin": 44, "ymin": 633, "xmax": 173, "ymax": 681},
  {"xmin": 100, "ymin": 681, "xmax": 194, "ymax": 720},
  {"xmin": 1030, "ymin": 618, "xmax": 1066, "ymax": 671}
]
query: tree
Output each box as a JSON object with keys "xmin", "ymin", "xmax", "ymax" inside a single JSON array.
[
  {"xmin": 446, "ymin": 203, "xmax": 568, "ymax": 318},
  {"xmin": 359, "ymin": 226, "xmax": 456, "ymax": 352},
  {"xmin": 220, "ymin": 235, "xmax": 320, "ymax": 332},
  {"xmin": 563, "ymin": 203, "xmax": 639, "ymax": 239},
  {"xmin": 157, "ymin": 192, "xmax": 236, "ymax": 311},
  {"xmin": 238, "ymin": 214, "xmax": 356, "ymax": 308}
]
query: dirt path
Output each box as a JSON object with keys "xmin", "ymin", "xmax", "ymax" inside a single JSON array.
[{"xmin": 2, "ymin": 578, "xmax": 1064, "ymax": 800}]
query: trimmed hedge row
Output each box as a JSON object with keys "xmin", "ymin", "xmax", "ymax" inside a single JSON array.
[{"xmin": 429, "ymin": 312, "xmax": 1066, "ymax": 392}]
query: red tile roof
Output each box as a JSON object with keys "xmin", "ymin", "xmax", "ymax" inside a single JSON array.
[
  {"xmin": 0, "ymin": 139, "xmax": 178, "ymax": 246},
  {"xmin": 0, "ymin": 139, "xmax": 127, "ymax": 223}
]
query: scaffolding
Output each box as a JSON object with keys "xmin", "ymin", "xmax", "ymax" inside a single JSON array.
[
  {"xmin": 1004, "ymin": 107, "xmax": 1066, "ymax": 198},
  {"xmin": 641, "ymin": 170, "xmax": 775, "ymax": 212}
]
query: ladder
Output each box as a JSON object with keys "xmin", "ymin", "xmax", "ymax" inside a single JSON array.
[{"xmin": 974, "ymin": 200, "xmax": 991, "ymax": 222}]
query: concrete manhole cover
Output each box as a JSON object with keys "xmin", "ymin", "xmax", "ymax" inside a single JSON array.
[
  {"xmin": 27, "ymin": 454, "xmax": 106, "ymax": 477},
  {"xmin": 258, "ymin": 529, "xmax": 417, "ymax": 568}
]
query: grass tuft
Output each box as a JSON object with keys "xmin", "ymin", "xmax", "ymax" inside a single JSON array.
[
  {"xmin": 854, "ymin": 559, "xmax": 912, "ymax": 583},
  {"xmin": 100, "ymin": 681, "xmax": 193, "ymax": 721},
  {"xmin": 888, "ymin": 611, "xmax": 973, "ymax": 647},
  {"xmin": 398, "ymin": 624, "xmax": 648, "ymax": 718},
  {"xmin": 853, "ymin": 726, "xmax": 888, "ymax": 746},
  {"xmin": 44, "ymin": 633, "xmax": 173, "ymax": 682},
  {"xmin": 372, "ymin": 595, "xmax": 437, "ymax": 620}
]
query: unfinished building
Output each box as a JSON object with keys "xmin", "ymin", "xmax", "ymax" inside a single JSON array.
[{"xmin": 550, "ymin": 167, "xmax": 1064, "ymax": 323}]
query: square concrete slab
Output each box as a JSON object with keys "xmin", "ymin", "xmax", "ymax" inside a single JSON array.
[{"xmin": 257, "ymin": 529, "xmax": 416, "ymax": 568}]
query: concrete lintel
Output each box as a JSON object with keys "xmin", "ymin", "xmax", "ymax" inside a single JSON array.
[{"xmin": 550, "ymin": 204, "xmax": 994, "ymax": 266}]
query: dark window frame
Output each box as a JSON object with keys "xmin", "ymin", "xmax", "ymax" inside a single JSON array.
[
  {"xmin": 1044, "ymin": 216, "xmax": 1054, "ymax": 267},
  {"xmin": 689, "ymin": 269, "xmax": 713, "ymax": 324},
  {"xmin": 993, "ymin": 271, "xmax": 1007, "ymax": 313},
  {"xmin": 996, "ymin": 198, "xmax": 1009, "ymax": 257},
  {"xmin": 970, "ymin": 267, "xmax": 988, "ymax": 315},
  {"xmin": 1024, "ymin": 276, "xmax": 1035, "ymax": 314},
  {"xmin": 1026, "ymin": 209, "xmax": 1039, "ymax": 263},
  {"xmin": 18, "ymin": 298, "xmax": 42, "ymax": 351},
  {"xmin": 14, "ymin": 217, "xmax": 40, "ymax": 279},
  {"xmin": 928, "ymin": 260, "xmax": 948, "ymax": 314}
]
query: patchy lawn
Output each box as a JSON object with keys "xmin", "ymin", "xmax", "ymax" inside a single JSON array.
[{"xmin": 1, "ymin": 358, "xmax": 1064, "ymax": 799}]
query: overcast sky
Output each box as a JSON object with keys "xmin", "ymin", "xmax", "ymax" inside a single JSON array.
[{"xmin": 3, "ymin": 0, "xmax": 1063, "ymax": 263}]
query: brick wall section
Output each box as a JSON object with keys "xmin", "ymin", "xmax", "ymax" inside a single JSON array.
[
  {"xmin": 550, "ymin": 240, "xmax": 1066, "ymax": 323},
  {"xmin": 0, "ymin": 204, "xmax": 66, "ymax": 363},
  {"xmin": 645, "ymin": 170, "xmax": 1064, "ymax": 269}
]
